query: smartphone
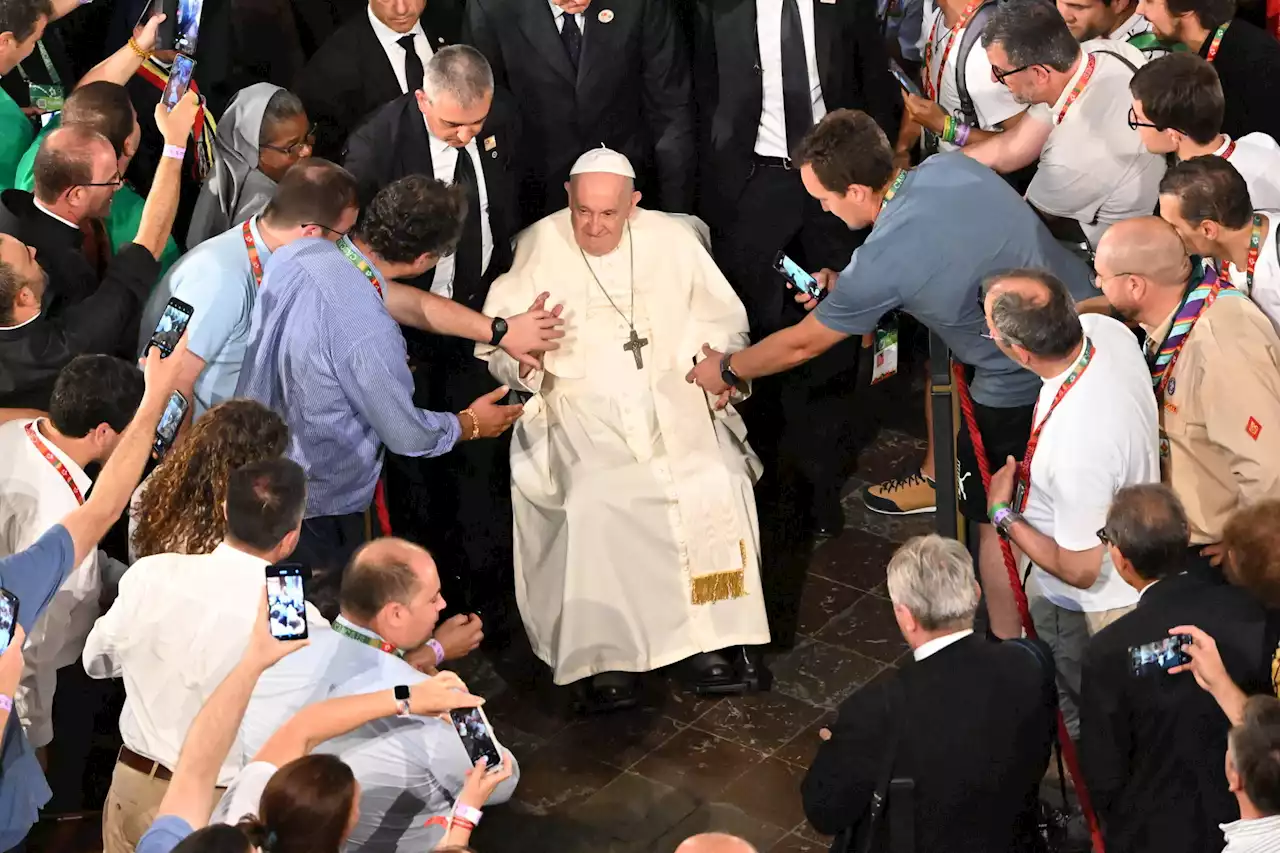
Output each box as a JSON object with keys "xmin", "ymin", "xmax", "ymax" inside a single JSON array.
[
  {"xmin": 449, "ymin": 705, "xmax": 502, "ymax": 772},
  {"xmin": 151, "ymin": 391, "xmax": 188, "ymax": 459},
  {"xmin": 1129, "ymin": 634, "xmax": 1193, "ymax": 677},
  {"xmin": 265, "ymin": 563, "xmax": 308, "ymax": 641},
  {"xmin": 175, "ymin": 0, "xmax": 204, "ymax": 55},
  {"xmin": 136, "ymin": 0, "xmax": 178, "ymax": 52},
  {"xmin": 149, "ymin": 297, "xmax": 193, "ymax": 357},
  {"xmin": 889, "ymin": 58, "xmax": 923, "ymax": 98},
  {"xmin": 0, "ymin": 589, "xmax": 19, "ymax": 653},
  {"xmin": 773, "ymin": 252, "xmax": 822, "ymax": 299},
  {"xmin": 161, "ymin": 54, "xmax": 196, "ymax": 110}
]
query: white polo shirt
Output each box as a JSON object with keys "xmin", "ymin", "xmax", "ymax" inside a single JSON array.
[
  {"xmin": 919, "ymin": 1, "xmax": 1025, "ymax": 152},
  {"xmin": 1224, "ymin": 210, "xmax": 1280, "ymax": 337},
  {"xmin": 1022, "ymin": 314, "xmax": 1159, "ymax": 612},
  {"xmin": 1025, "ymin": 46, "xmax": 1166, "ymax": 248},
  {"xmin": 1216, "ymin": 133, "xmax": 1280, "ymax": 213}
]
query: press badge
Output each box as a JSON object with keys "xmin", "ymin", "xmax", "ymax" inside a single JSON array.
[
  {"xmin": 871, "ymin": 316, "xmax": 899, "ymax": 385},
  {"xmin": 28, "ymin": 83, "xmax": 62, "ymax": 113}
]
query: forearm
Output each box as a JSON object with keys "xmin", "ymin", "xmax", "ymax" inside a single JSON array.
[
  {"xmin": 727, "ymin": 316, "xmax": 846, "ymax": 380},
  {"xmin": 1211, "ymin": 679, "xmax": 1249, "ymax": 726},
  {"xmin": 1007, "ymin": 521, "xmax": 1101, "ymax": 589},
  {"xmin": 255, "ymin": 689, "xmax": 398, "ymax": 766},
  {"xmin": 895, "ymin": 113, "xmax": 922, "ymax": 158},
  {"xmin": 75, "ymin": 38, "xmax": 147, "ymax": 89},
  {"xmin": 134, "ymin": 151, "xmax": 184, "ymax": 259},
  {"xmin": 388, "ymin": 285, "xmax": 491, "ymax": 343}
]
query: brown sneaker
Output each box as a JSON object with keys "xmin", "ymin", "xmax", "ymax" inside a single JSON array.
[{"xmin": 861, "ymin": 471, "xmax": 936, "ymax": 515}]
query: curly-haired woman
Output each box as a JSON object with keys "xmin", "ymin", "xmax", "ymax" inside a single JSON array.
[{"xmin": 130, "ymin": 400, "xmax": 288, "ymax": 561}]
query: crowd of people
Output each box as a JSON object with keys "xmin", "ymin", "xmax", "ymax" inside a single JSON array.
[{"xmin": 0, "ymin": 0, "xmax": 1279, "ymax": 849}]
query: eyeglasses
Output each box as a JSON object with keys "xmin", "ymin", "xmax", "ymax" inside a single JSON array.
[
  {"xmin": 1126, "ymin": 106, "xmax": 1163, "ymax": 131},
  {"xmin": 302, "ymin": 222, "xmax": 346, "ymax": 238},
  {"xmin": 992, "ymin": 63, "xmax": 1035, "ymax": 85},
  {"xmin": 74, "ymin": 172, "xmax": 124, "ymax": 190},
  {"xmin": 1097, "ymin": 526, "xmax": 1113, "ymax": 546},
  {"xmin": 262, "ymin": 124, "xmax": 317, "ymax": 157}
]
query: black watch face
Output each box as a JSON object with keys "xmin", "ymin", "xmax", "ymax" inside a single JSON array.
[{"xmin": 395, "ymin": 684, "xmax": 411, "ymax": 701}]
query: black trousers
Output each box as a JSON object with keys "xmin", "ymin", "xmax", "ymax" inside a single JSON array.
[
  {"xmin": 293, "ymin": 511, "xmax": 367, "ymax": 618},
  {"xmin": 711, "ymin": 162, "xmax": 872, "ymax": 647}
]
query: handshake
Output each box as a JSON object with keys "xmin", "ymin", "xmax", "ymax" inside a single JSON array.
[{"xmin": 462, "ymin": 292, "xmax": 564, "ymax": 440}]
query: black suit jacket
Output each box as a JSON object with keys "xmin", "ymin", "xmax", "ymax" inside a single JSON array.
[
  {"xmin": 463, "ymin": 0, "xmax": 694, "ymax": 223},
  {"xmin": 802, "ymin": 635, "xmax": 1056, "ymax": 853},
  {"xmin": 1080, "ymin": 573, "xmax": 1271, "ymax": 853},
  {"xmin": 0, "ymin": 190, "xmax": 99, "ymax": 319},
  {"xmin": 342, "ymin": 90, "xmax": 521, "ymax": 406},
  {"xmin": 295, "ymin": 4, "xmax": 463, "ymax": 162},
  {"xmin": 692, "ymin": 0, "xmax": 900, "ymax": 229}
]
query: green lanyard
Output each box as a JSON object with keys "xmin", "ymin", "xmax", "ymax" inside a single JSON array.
[
  {"xmin": 16, "ymin": 41, "xmax": 63, "ymax": 112},
  {"xmin": 332, "ymin": 619, "xmax": 405, "ymax": 658}
]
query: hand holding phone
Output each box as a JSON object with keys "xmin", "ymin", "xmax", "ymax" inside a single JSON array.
[
  {"xmin": 152, "ymin": 390, "xmax": 189, "ymax": 460},
  {"xmin": 161, "ymin": 54, "xmax": 196, "ymax": 110},
  {"xmin": 773, "ymin": 252, "xmax": 824, "ymax": 299},
  {"xmin": 0, "ymin": 589, "xmax": 19, "ymax": 654},
  {"xmin": 149, "ymin": 297, "xmax": 193, "ymax": 358},
  {"xmin": 1129, "ymin": 633, "xmax": 1193, "ymax": 677},
  {"xmin": 450, "ymin": 705, "xmax": 503, "ymax": 773},
  {"xmin": 265, "ymin": 564, "xmax": 309, "ymax": 641},
  {"xmin": 889, "ymin": 59, "xmax": 922, "ymax": 98}
]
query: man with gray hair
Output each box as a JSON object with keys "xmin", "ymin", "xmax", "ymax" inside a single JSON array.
[
  {"xmin": 981, "ymin": 267, "xmax": 1159, "ymax": 737},
  {"xmin": 803, "ymin": 534, "xmax": 1056, "ymax": 852},
  {"xmin": 343, "ymin": 44, "xmax": 526, "ymax": 637},
  {"xmin": 964, "ymin": 0, "xmax": 1165, "ymax": 250}
]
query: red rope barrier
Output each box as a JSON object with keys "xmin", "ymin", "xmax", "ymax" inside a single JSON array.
[
  {"xmin": 374, "ymin": 479, "xmax": 393, "ymax": 537},
  {"xmin": 951, "ymin": 362, "xmax": 1106, "ymax": 853}
]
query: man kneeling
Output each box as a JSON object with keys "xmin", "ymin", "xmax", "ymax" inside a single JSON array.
[{"xmin": 478, "ymin": 148, "xmax": 769, "ymax": 711}]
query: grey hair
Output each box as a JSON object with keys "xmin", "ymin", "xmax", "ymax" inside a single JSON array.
[
  {"xmin": 981, "ymin": 0, "xmax": 1081, "ymax": 73},
  {"xmin": 258, "ymin": 89, "xmax": 306, "ymax": 147},
  {"xmin": 886, "ymin": 535, "xmax": 980, "ymax": 631},
  {"xmin": 424, "ymin": 45, "xmax": 494, "ymax": 107},
  {"xmin": 983, "ymin": 268, "xmax": 1082, "ymax": 359}
]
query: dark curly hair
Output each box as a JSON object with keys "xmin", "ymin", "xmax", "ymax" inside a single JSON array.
[
  {"xmin": 353, "ymin": 173, "xmax": 465, "ymax": 264},
  {"xmin": 131, "ymin": 399, "xmax": 288, "ymax": 559}
]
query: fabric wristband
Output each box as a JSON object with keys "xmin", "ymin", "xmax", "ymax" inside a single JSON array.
[
  {"xmin": 0, "ymin": 695, "xmax": 12, "ymax": 713},
  {"xmin": 162, "ymin": 144, "xmax": 186, "ymax": 161},
  {"xmin": 426, "ymin": 638, "xmax": 445, "ymax": 666},
  {"xmin": 954, "ymin": 122, "xmax": 971, "ymax": 146},
  {"xmin": 453, "ymin": 804, "xmax": 483, "ymax": 825},
  {"xmin": 992, "ymin": 508, "xmax": 1016, "ymax": 529},
  {"xmin": 988, "ymin": 501, "xmax": 1011, "ymax": 523}
]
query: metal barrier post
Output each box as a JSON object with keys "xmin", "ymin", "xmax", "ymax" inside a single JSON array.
[{"xmin": 928, "ymin": 333, "xmax": 961, "ymax": 541}]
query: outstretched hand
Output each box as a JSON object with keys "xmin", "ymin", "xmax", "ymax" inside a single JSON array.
[
  {"xmin": 501, "ymin": 291, "xmax": 565, "ymax": 369},
  {"xmin": 686, "ymin": 344, "xmax": 730, "ymax": 395},
  {"xmin": 464, "ymin": 386, "xmax": 523, "ymax": 439}
]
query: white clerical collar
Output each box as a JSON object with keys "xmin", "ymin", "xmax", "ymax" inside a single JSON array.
[
  {"xmin": 367, "ymin": 4, "xmax": 425, "ymax": 50},
  {"xmin": 1048, "ymin": 50, "xmax": 1089, "ymax": 124},
  {"xmin": 0, "ymin": 312, "xmax": 41, "ymax": 330},
  {"xmin": 913, "ymin": 629, "xmax": 973, "ymax": 661},
  {"xmin": 1220, "ymin": 814, "xmax": 1280, "ymax": 846},
  {"xmin": 33, "ymin": 198, "xmax": 80, "ymax": 231}
]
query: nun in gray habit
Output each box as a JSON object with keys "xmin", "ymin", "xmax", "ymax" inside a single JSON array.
[{"xmin": 185, "ymin": 82, "xmax": 313, "ymax": 247}]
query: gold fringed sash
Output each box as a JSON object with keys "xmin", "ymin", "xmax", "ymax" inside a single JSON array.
[{"xmin": 690, "ymin": 539, "xmax": 748, "ymax": 605}]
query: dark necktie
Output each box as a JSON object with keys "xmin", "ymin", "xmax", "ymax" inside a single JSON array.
[
  {"xmin": 560, "ymin": 12, "xmax": 582, "ymax": 72},
  {"xmin": 398, "ymin": 34, "xmax": 425, "ymax": 93},
  {"xmin": 780, "ymin": 0, "xmax": 814, "ymax": 155},
  {"xmin": 452, "ymin": 147, "xmax": 483, "ymax": 297}
]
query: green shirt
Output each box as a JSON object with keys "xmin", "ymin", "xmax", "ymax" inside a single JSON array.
[
  {"xmin": 0, "ymin": 89, "xmax": 34, "ymax": 192},
  {"xmin": 14, "ymin": 116, "xmax": 183, "ymax": 277}
]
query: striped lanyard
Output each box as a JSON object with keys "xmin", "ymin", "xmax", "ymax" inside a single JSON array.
[
  {"xmin": 337, "ymin": 237, "xmax": 385, "ymax": 300},
  {"xmin": 923, "ymin": 0, "xmax": 983, "ymax": 100},
  {"xmin": 1016, "ymin": 338, "xmax": 1095, "ymax": 512},
  {"xmin": 1148, "ymin": 263, "xmax": 1240, "ymax": 401},
  {"xmin": 242, "ymin": 219, "xmax": 264, "ymax": 288},
  {"xmin": 879, "ymin": 169, "xmax": 909, "ymax": 213},
  {"xmin": 332, "ymin": 620, "xmax": 404, "ymax": 658},
  {"xmin": 1055, "ymin": 53, "xmax": 1096, "ymax": 125},
  {"xmin": 1221, "ymin": 213, "xmax": 1263, "ymax": 294},
  {"xmin": 1205, "ymin": 22, "xmax": 1229, "ymax": 62},
  {"xmin": 24, "ymin": 421, "xmax": 84, "ymax": 505}
]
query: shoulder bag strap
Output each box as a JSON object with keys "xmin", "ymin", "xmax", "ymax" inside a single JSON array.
[
  {"xmin": 1090, "ymin": 48, "xmax": 1139, "ymax": 74},
  {"xmin": 954, "ymin": 0, "xmax": 998, "ymax": 127}
]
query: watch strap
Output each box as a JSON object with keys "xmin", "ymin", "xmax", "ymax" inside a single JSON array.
[{"xmin": 489, "ymin": 317, "xmax": 507, "ymax": 347}]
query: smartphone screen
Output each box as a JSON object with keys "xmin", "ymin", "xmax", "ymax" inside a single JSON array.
[
  {"xmin": 265, "ymin": 563, "xmax": 308, "ymax": 641},
  {"xmin": 149, "ymin": 297, "xmax": 193, "ymax": 357},
  {"xmin": 161, "ymin": 54, "xmax": 196, "ymax": 110},
  {"xmin": 0, "ymin": 589, "xmax": 18, "ymax": 652},
  {"xmin": 773, "ymin": 252, "xmax": 821, "ymax": 298},
  {"xmin": 1129, "ymin": 634, "xmax": 1192, "ymax": 677},
  {"xmin": 889, "ymin": 59, "xmax": 922, "ymax": 98},
  {"xmin": 449, "ymin": 706, "xmax": 502, "ymax": 771},
  {"xmin": 175, "ymin": 0, "xmax": 204, "ymax": 55},
  {"xmin": 151, "ymin": 391, "xmax": 188, "ymax": 460}
]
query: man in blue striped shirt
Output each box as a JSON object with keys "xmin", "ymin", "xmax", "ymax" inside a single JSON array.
[{"xmin": 237, "ymin": 174, "xmax": 563, "ymax": 599}]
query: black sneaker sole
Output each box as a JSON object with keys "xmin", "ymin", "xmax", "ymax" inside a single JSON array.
[{"xmin": 861, "ymin": 490, "xmax": 938, "ymax": 516}]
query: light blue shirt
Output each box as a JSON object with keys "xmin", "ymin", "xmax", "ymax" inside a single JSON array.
[
  {"xmin": 136, "ymin": 815, "xmax": 194, "ymax": 853},
  {"xmin": 232, "ymin": 617, "xmax": 520, "ymax": 853},
  {"xmin": 235, "ymin": 238, "xmax": 460, "ymax": 518},
  {"xmin": 138, "ymin": 217, "xmax": 274, "ymax": 417}
]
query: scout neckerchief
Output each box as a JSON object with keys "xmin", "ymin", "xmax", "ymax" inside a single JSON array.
[
  {"xmin": 332, "ymin": 618, "xmax": 405, "ymax": 658},
  {"xmin": 24, "ymin": 421, "xmax": 85, "ymax": 505},
  {"xmin": 1221, "ymin": 213, "xmax": 1263, "ymax": 295},
  {"xmin": 1015, "ymin": 338, "xmax": 1096, "ymax": 512},
  {"xmin": 16, "ymin": 42, "xmax": 63, "ymax": 112},
  {"xmin": 337, "ymin": 237, "xmax": 385, "ymax": 299},
  {"xmin": 242, "ymin": 219, "xmax": 264, "ymax": 288},
  {"xmin": 135, "ymin": 56, "xmax": 216, "ymax": 180},
  {"xmin": 1204, "ymin": 22, "xmax": 1229, "ymax": 62},
  {"xmin": 923, "ymin": 0, "xmax": 984, "ymax": 100},
  {"xmin": 1148, "ymin": 260, "xmax": 1241, "ymax": 402},
  {"xmin": 1055, "ymin": 53, "xmax": 1096, "ymax": 125}
]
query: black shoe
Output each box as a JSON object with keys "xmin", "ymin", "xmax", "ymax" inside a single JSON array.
[
  {"xmin": 687, "ymin": 646, "xmax": 773, "ymax": 696},
  {"xmin": 575, "ymin": 671, "xmax": 639, "ymax": 714}
]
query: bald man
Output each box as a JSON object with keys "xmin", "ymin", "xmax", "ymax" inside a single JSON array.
[
  {"xmin": 1095, "ymin": 217, "xmax": 1280, "ymax": 570},
  {"xmin": 238, "ymin": 536, "xmax": 517, "ymax": 853},
  {"xmin": 675, "ymin": 834, "xmax": 758, "ymax": 853},
  {"xmin": 980, "ymin": 267, "xmax": 1158, "ymax": 737}
]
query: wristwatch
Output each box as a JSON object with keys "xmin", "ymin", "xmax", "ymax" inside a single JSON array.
[
  {"xmin": 394, "ymin": 684, "xmax": 412, "ymax": 717},
  {"xmin": 720, "ymin": 353, "xmax": 746, "ymax": 394},
  {"xmin": 992, "ymin": 507, "xmax": 1021, "ymax": 539},
  {"xmin": 488, "ymin": 317, "xmax": 508, "ymax": 346}
]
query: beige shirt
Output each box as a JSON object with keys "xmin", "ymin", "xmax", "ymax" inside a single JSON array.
[{"xmin": 1144, "ymin": 289, "xmax": 1280, "ymax": 543}]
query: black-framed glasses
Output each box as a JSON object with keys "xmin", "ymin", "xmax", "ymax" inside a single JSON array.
[
  {"xmin": 1097, "ymin": 526, "xmax": 1113, "ymax": 546},
  {"xmin": 1126, "ymin": 106, "xmax": 1163, "ymax": 131},
  {"xmin": 302, "ymin": 222, "xmax": 346, "ymax": 238},
  {"xmin": 992, "ymin": 63, "xmax": 1034, "ymax": 85},
  {"xmin": 262, "ymin": 124, "xmax": 317, "ymax": 157},
  {"xmin": 74, "ymin": 172, "xmax": 124, "ymax": 190}
]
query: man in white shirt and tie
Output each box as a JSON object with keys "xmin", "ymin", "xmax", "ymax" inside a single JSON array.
[
  {"xmin": 83, "ymin": 457, "xmax": 318, "ymax": 853},
  {"xmin": 237, "ymin": 537, "xmax": 521, "ymax": 853}
]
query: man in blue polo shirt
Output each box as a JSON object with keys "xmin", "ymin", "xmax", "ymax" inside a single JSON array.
[
  {"xmin": 137, "ymin": 159, "xmax": 361, "ymax": 417},
  {"xmin": 688, "ymin": 108, "xmax": 1094, "ymax": 641}
]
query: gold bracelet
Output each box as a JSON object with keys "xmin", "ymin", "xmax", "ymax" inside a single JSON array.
[
  {"xmin": 460, "ymin": 408, "xmax": 480, "ymax": 441},
  {"xmin": 127, "ymin": 37, "xmax": 151, "ymax": 60}
]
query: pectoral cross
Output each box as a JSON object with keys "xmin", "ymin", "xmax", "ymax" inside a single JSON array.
[{"xmin": 622, "ymin": 328, "xmax": 649, "ymax": 369}]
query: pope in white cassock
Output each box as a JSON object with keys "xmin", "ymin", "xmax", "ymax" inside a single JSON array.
[{"xmin": 478, "ymin": 148, "xmax": 771, "ymax": 711}]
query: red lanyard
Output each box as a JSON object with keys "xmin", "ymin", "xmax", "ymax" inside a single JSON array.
[
  {"xmin": 24, "ymin": 422, "xmax": 85, "ymax": 505},
  {"xmin": 1205, "ymin": 22, "xmax": 1229, "ymax": 62},
  {"xmin": 1222, "ymin": 213, "xmax": 1263, "ymax": 294},
  {"xmin": 923, "ymin": 0, "xmax": 983, "ymax": 100},
  {"xmin": 1016, "ymin": 339, "xmax": 1096, "ymax": 512},
  {"xmin": 1055, "ymin": 54, "xmax": 1096, "ymax": 125},
  {"xmin": 242, "ymin": 219, "xmax": 264, "ymax": 288},
  {"xmin": 1220, "ymin": 138, "xmax": 1237, "ymax": 159}
]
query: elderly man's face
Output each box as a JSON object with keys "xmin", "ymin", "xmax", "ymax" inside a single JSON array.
[{"xmin": 567, "ymin": 172, "xmax": 641, "ymax": 257}]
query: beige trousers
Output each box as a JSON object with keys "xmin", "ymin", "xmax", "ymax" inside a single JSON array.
[{"xmin": 102, "ymin": 761, "xmax": 171, "ymax": 853}]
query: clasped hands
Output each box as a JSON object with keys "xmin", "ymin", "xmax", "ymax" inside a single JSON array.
[{"xmin": 463, "ymin": 293, "xmax": 564, "ymax": 439}]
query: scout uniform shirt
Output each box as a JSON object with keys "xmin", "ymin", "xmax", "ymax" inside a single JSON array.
[{"xmin": 1144, "ymin": 267, "xmax": 1280, "ymax": 544}]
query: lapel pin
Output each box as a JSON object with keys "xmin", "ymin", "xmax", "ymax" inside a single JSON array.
[
  {"xmin": 597, "ymin": 8, "xmax": 615, "ymax": 22},
  {"xmin": 484, "ymin": 135, "xmax": 497, "ymax": 151}
]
